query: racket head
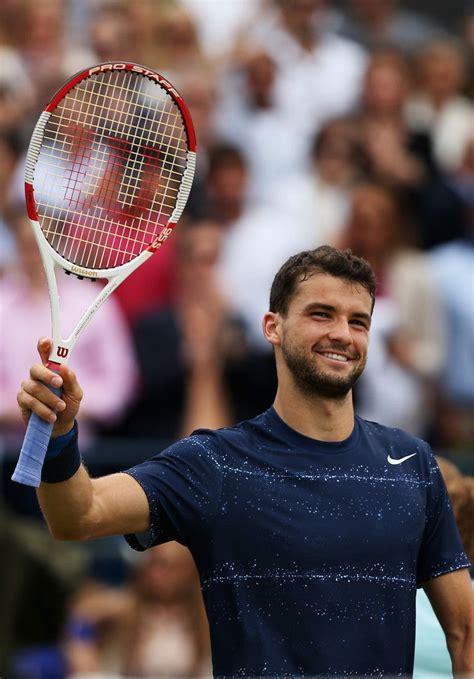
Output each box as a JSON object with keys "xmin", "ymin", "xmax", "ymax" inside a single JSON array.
[{"xmin": 25, "ymin": 62, "xmax": 196, "ymax": 277}]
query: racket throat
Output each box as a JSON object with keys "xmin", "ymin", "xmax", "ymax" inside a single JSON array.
[{"xmin": 49, "ymin": 343, "xmax": 71, "ymax": 364}]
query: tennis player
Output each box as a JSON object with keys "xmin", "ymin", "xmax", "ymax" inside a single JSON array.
[{"xmin": 17, "ymin": 246, "xmax": 473, "ymax": 677}]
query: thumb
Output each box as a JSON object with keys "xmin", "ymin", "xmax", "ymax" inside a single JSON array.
[{"xmin": 37, "ymin": 337, "xmax": 52, "ymax": 366}]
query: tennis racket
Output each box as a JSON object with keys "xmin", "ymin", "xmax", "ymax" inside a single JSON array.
[{"xmin": 12, "ymin": 62, "xmax": 196, "ymax": 487}]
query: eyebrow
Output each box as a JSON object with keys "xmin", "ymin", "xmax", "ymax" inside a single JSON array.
[{"xmin": 304, "ymin": 303, "xmax": 372, "ymax": 325}]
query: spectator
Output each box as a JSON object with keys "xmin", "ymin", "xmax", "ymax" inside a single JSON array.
[
  {"xmin": 356, "ymin": 48, "xmax": 465, "ymax": 248},
  {"xmin": 113, "ymin": 219, "xmax": 240, "ymax": 441},
  {"xmin": 203, "ymin": 144, "xmax": 311, "ymax": 351},
  {"xmin": 64, "ymin": 541, "xmax": 211, "ymax": 677},
  {"xmin": 406, "ymin": 39, "xmax": 473, "ymax": 172},
  {"xmin": 225, "ymin": 0, "xmax": 367, "ymax": 184},
  {"xmin": 339, "ymin": 182, "xmax": 444, "ymax": 437},
  {"xmin": 0, "ymin": 208, "xmax": 138, "ymax": 448},
  {"xmin": 358, "ymin": 49, "xmax": 432, "ymax": 189},
  {"xmin": 271, "ymin": 117, "xmax": 367, "ymax": 248},
  {"xmin": 215, "ymin": 49, "xmax": 310, "ymax": 200}
]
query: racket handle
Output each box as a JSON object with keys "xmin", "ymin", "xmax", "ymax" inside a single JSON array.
[{"xmin": 12, "ymin": 383, "xmax": 63, "ymax": 488}]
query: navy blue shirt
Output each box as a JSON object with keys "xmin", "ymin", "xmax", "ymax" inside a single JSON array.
[{"xmin": 124, "ymin": 408, "xmax": 470, "ymax": 677}]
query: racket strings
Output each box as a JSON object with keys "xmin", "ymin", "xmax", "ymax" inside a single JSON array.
[{"xmin": 33, "ymin": 70, "xmax": 188, "ymax": 270}]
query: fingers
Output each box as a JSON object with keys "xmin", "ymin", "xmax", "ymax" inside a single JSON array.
[
  {"xmin": 57, "ymin": 364, "xmax": 83, "ymax": 404},
  {"xmin": 37, "ymin": 337, "xmax": 52, "ymax": 365},
  {"xmin": 17, "ymin": 381, "xmax": 64, "ymax": 424},
  {"xmin": 30, "ymin": 362, "xmax": 63, "ymax": 388},
  {"xmin": 29, "ymin": 362, "xmax": 82, "ymax": 400},
  {"xmin": 19, "ymin": 358, "xmax": 83, "ymax": 431}
]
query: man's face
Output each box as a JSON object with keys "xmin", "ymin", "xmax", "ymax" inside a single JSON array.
[{"xmin": 276, "ymin": 274, "xmax": 372, "ymax": 399}]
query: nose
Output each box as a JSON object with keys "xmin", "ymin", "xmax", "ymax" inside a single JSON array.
[{"xmin": 327, "ymin": 317, "xmax": 352, "ymax": 346}]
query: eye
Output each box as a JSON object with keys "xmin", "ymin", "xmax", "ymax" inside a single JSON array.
[
  {"xmin": 311, "ymin": 311, "xmax": 330, "ymax": 318},
  {"xmin": 350, "ymin": 319, "xmax": 368, "ymax": 328}
]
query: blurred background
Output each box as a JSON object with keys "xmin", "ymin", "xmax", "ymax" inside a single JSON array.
[{"xmin": 0, "ymin": 0, "xmax": 472, "ymax": 677}]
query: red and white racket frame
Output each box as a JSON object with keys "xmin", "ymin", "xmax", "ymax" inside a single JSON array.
[
  {"xmin": 13, "ymin": 63, "xmax": 196, "ymax": 487},
  {"xmin": 25, "ymin": 62, "xmax": 196, "ymax": 367}
]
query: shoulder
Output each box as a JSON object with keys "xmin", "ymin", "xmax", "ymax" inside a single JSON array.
[
  {"xmin": 359, "ymin": 417, "xmax": 428, "ymax": 447},
  {"xmin": 190, "ymin": 412, "xmax": 267, "ymax": 453},
  {"xmin": 131, "ymin": 420, "xmax": 252, "ymax": 465},
  {"xmin": 358, "ymin": 417, "xmax": 435, "ymax": 470}
]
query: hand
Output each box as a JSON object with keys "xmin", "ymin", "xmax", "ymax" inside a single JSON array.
[
  {"xmin": 386, "ymin": 331, "xmax": 414, "ymax": 371},
  {"xmin": 365, "ymin": 122, "xmax": 424, "ymax": 186},
  {"xmin": 179, "ymin": 272, "xmax": 230, "ymax": 367},
  {"xmin": 17, "ymin": 338, "xmax": 83, "ymax": 437},
  {"xmin": 181, "ymin": 301, "xmax": 224, "ymax": 367}
]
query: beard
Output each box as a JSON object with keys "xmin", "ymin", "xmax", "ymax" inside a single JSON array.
[{"xmin": 281, "ymin": 338, "xmax": 366, "ymax": 400}]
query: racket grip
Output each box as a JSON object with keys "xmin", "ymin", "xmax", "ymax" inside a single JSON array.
[{"xmin": 12, "ymin": 383, "xmax": 62, "ymax": 488}]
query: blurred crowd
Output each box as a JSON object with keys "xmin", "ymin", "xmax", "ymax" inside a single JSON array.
[{"xmin": 0, "ymin": 0, "xmax": 473, "ymax": 677}]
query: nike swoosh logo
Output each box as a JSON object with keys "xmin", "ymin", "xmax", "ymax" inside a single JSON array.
[{"xmin": 387, "ymin": 453, "xmax": 417, "ymax": 465}]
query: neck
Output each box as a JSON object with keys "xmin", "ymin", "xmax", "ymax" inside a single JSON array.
[{"xmin": 273, "ymin": 383, "xmax": 355, "ymax": 442}]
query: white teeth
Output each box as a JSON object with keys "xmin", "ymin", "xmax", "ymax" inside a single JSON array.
[{"xmin": 320, "ymin": 352, "xmax": 348, "ymax": 362}]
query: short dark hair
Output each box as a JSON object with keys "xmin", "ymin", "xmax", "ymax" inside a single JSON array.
[{"xmin": 269, "ymin": 245, "xmax": 377, "ymax": 316}]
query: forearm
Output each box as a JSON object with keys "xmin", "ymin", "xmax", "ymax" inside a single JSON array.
[
  {"xmin": 37, "ymin": 462, "xmax": 96, "ymax": 540},
  {"xmin": 38, "ymin": 440, "xmax": 151, "ymax": 541},
  {"xmin": 448, "ymin": 626, "xmax": 474, "ymax": 676},
  {"xmin": 424, "ymin": 568, "xmax": 474, "ymax": 677},
  {"xmin": 36, "ymin": 422, "xmax": 98, "ymax": 540}
]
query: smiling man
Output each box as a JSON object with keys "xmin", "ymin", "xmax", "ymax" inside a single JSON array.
[{"xmin": 17, "ymin": 246, "xmax": 473, "ymax": 677}]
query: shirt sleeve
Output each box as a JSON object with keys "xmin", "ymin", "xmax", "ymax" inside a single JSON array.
[
  {"xmin": 122, "ymin": 432, "xmax": 224, "ymax": 552},
  {"xmin": 416, "ymin": 448, "xmax": 471, "ymax": 586}
]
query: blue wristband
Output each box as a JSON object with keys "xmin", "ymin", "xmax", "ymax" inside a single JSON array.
[{"xmin": 41, "ymin": 421, "xmax": 81, "ymax": 483}]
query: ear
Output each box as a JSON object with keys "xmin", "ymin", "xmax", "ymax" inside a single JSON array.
[{"xmin": 262, "ymin": 312, "xmax": 282, "ymax": 347}]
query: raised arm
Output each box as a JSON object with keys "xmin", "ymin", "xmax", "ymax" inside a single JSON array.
[
  {"xmin": 422, "ymin": 568, "xmax": 474, "ymax": 675},
  {"xmin": 17, "ymin": 338, "xmax": 150, "ymax": 541}
]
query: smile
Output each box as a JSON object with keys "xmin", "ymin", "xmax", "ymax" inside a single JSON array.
[{"xmin": 317, "ymin": 352, "xmax": 350, "ymax": 363}]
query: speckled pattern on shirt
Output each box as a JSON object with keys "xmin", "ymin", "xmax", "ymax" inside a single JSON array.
[{"xmin": 124, "ymin": 408, "xmax": 470, "ymax": 677}]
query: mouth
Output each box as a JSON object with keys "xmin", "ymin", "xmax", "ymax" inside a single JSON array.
[{"xmin": 315, "ymin": 350, "xmax": 356, "ymax": 365}]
